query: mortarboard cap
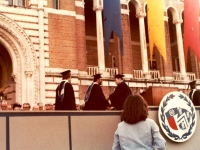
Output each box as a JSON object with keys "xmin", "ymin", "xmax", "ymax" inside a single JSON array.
[
  {"xmin": 60, "ymin": 70, "xmax": 71, "ymax": 77},
  {"xmin": 114, "ymin": 74, "xmax": 124, "ymax": 79},
  {"xmin": 188, "ymin": 80, "xmax": 196, "ymax": 89},
  {"xmin": 93, "ymin": 73, "xmax": 102, "ymax": 79}
]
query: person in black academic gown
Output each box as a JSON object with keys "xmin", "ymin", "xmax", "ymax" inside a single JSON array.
[
  {"xmin": 55, "ymin": 70, "xmax": 76, "ymax": 110},
  {"xmin": 109, "ymin": 74, "xmax": 132, "ymax": 110},
  {"xmin": 188, "ymin": 80, "xmax": 200, "ymax": 106},
  {"xmin": 83, "ymin": 74, "xmax": 109, "ymax": 110}
]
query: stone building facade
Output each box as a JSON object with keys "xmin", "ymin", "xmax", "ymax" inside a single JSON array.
[{"xmin": 0, "ymin": 0, "xmax": 199, "ymax": 106}]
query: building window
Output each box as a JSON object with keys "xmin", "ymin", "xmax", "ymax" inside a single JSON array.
[
  {"xmin": 8, "ymin": 0, "xmax": 25, "ymax": 7},
  {"xmin": 53, "ymin": 0, "xmax": 59, "ymax": 9},
  {"xmin": 149, "ymin": 60, "xmax": 157, "ymax": 70},
  {"xmin": 112, "ymin": 56, "xmax": 116, "ymax": 68},
  {"xmin": 174, "ymin": 58, "xmax": 180, "ymax": 71}
]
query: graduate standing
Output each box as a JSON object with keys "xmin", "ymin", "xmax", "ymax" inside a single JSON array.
[
  {"xmin": 83, "ymin": 74, "xmax": 109, "ymax": 110},
  {"xmin": 109, "ymin": 74, "xmax": 132, "ymax": 110},
  {"xmin": 188, "ymin": 80, "xmax": 200, "ymax": 106},
  {"xmin": 55, "ymin": 70, "xmax": 76, "ymax": 110}
]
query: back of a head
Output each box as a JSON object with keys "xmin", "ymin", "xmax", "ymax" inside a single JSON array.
[
  {"xmin": 121, "ymin": 94, "xmax": 148, "ymax": 124},
  {"xmin": 114, "ymin": 74, "xmax": 124, "ymax": 79},
  {"xmin": 189, "ymin": 80, "xmax": 196, "ymax": 90},
  {"xmin": 61, "ymin": 70, "xmax": 71, "ymax": 80}
]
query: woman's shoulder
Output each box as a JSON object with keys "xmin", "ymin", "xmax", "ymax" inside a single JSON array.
[
  {"xmin": 145, "ymin": 118, "xmax": 155, "ymax": 122},
  {"xmin": 118, "ymin": 121, "xmax": 129, "ymax": 127},
  {"xmin": 144, "ymin": 118, "xmax": 159, "ymax": 127}
]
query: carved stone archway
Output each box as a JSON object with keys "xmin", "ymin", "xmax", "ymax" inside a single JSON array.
[{"xmin": 0, "ymin": 13, "xmax": 37, "ymax": 105}]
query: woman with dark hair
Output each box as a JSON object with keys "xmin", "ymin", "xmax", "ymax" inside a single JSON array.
[{"xmin": 112, "ymin": 94, "xmax": 166, "ymax": 150}]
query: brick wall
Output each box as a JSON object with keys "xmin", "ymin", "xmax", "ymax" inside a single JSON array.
[
  {"xmin": 132, "ymin": 45, "xmax": 142, "ymax": 70},
  {"xmin": 171, "ymin": 45, "xmax": 179, "ymax": 71},
  {"xmin": 76, "ymin": 5, "xmax": 87, "ymax": 72},
  {"xmin": 165, "ymin": 21, "xmax": 173, "ymax": 76},
  {"xmin": 121, "ymin": 14, "xmax": 133, "ymax": 74},
  {"xmin": 59, "ymin": 0, "xmax": 75, "ymax": 10},
  {"xmin": 48, "ymin": 13, "xmax": 78, "ymax": 69}
]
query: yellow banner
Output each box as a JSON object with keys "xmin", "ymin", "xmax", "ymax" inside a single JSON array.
[{"xmin": 147, "ymin": 0, "xmax": 167, "ymax": 62}]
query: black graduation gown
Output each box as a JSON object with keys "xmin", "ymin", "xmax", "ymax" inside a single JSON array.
[
  {"xmin": 109, "ymin": 82, "xmax": 132, "ymax": 110},
  {"xmin": 84, "ymin": 84, "xmax": 109, "ymax": 110},
  {"xmin": 188, "ymin": 89, "xmax": 200, "ymax": 106},
  {"xmin": 55, "ymin": 81, "xmax": 76, "ymax": 110}
]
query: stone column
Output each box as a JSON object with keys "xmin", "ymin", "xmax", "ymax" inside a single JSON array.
[
  {"xmin": 25, "ymin": 71, "xmax": 33, "ymax": 105},
  {"xmin": 136, "ymin": 12, "xmax": 149, "ymax": 79},
  {"xmin": 93, "ymin": 0, "xmax": 106, "ymax": 74},
  {"xmin": 173, "ymin": 19, "xmax": 188, "ymax": 80},
  {"xmin": 38, "ymin": 0, "xmax": 45, "ymax": 103}
]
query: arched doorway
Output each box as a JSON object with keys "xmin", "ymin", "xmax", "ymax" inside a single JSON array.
[
  {"xmin": 0, "ymin": 43, "xmax": 14, "ymax": 103},
  {"xmin": 0, "ymin": 13, "xmax": 37, "ymax": 105}
]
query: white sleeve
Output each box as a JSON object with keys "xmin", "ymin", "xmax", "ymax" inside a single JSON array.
[
  {"xmin": 112, "ymin": 129, "xmax": 121, "ymax": 150},
  {"xmin": 151, "ymin": 120, "xmax": 166, "ymax": 150}
]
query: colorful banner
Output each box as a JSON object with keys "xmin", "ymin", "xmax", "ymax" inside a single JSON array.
[
  {"xmin": 147, "ymin": 0, "xmax": 167, "ymax": 62},
  {"xmin": 184, "ymin": 0, "xmax": 200, "ymax": 67},
  {"xmin": 103, "ymin": 0, "xmax": 123, "ymax": 59}
]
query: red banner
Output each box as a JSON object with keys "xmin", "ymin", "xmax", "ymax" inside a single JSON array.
[{"xmin": 184, "ymin": 0, "xmax": 200, "ymax": 67}]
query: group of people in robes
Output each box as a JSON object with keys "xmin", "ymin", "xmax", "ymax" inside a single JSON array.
[{"xmin": 55, "ymin": 70, "xmax": 132, "ymax": 110}]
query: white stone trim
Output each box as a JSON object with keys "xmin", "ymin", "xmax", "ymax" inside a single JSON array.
[
  {"xmin": 102, "ymin": 81, "xmax": 108, "ymax": 86},
  {"xmin": 75, "ymin": 0, "xmax": 84, "ymax": 8},
  {"xmin": 45, "ymin": 59, "xmax": 49, "ymax": 67},
  {"xmin": 44, "ymin": 45, "xmax": 49, "ymax": 51},
  {"xmin": 76, "ymin": 14, "xmax": 85, "ymax": 21},
  {"xmin": 72, "ymin": 85, "xmax": 79, "ymax": 91},
  {"xmin": 44, "ymin": 38, "xmax": 49, "ymax": 44},
  {"xmin": 164, "ymin": 16, "xmax": 168, "ymax": 21},
  {"xmin": 29, "ymin": 0, "xmax": 38, "ymax": 5},
  {"xmin": 86, "ymin": 36, "xmax": 114, "ymax": 42},
  {"xmin": 0, "ymin": 0, "xmax": 9, "ymax": 5},
  {"xmin": 80, "ymin": 80, "xmax": 92, "ymax": 85},
  {"xmin": 30, "ymin": 37, "xmax": 39, "ymax": 43},
  {"xmin": 4, "ymin": 13, "xmax": 39, "ymax": 23},
  {"xmin": 109, "ymin": 81, "xmax": 117, "ymax": 86},
  {"xmin": 121, "ymin": 9, "xmax": 129, "ymax": 15},
  {"xmin": 131, "ymin": 41, "xmax": 141, "ymax": 46},
  {"xmin": 45, "ymin": 8, "xmax": 76, "ymax": 17},
  {"xmin": 46, "ymin": 84, "xmax": 57, "ymax": 90},
  {"xmin": 25, "ymin": 30, "xmax": 39, "ymax": 36},
  {"xmin": 45, "ymin": 68, "xmax": 79, "ymax": 74},
  {"xmin": 17, "ymin": 22, "xmax": 39, "ymax": 29},
  {"xmin": 0, "ymin": 6, "xmax": 38, "ymax": 16},
  {"xmin": 45, "ymin": 77, "xmax": 53, "ymax": 82},
  {"xmin": 44, "ymin": 32, "xmax": 49, "ymax": 37},
  {"xmin": 44, "ymin": 52, "xmax": 49, "ymax": 58},
  {"xmin": 120, "ymin": 0, "xmax": 130, "ymax": 5}
]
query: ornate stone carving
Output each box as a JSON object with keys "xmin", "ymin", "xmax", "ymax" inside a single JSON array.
[
  {"xmin": 173, "ymin": 19, "xmax": 183, "ymax": 24},
  {"xmin": 136, "ymin": 12, "xmax": 146, "ymax": 18},
  {"xmin": 93, "ymin": 6, "xmax": 103, "ymax": 11},
  {"xmin": 0, "ymin": 13, "xmax": 37, "ymax": 103},
  {"xmin": 11, "ymin": 73, "xmax": 17, "ymax": 82},
  {"xmin": 25, "ymin": 71, "xmax": 33, "ymax": 77}
]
